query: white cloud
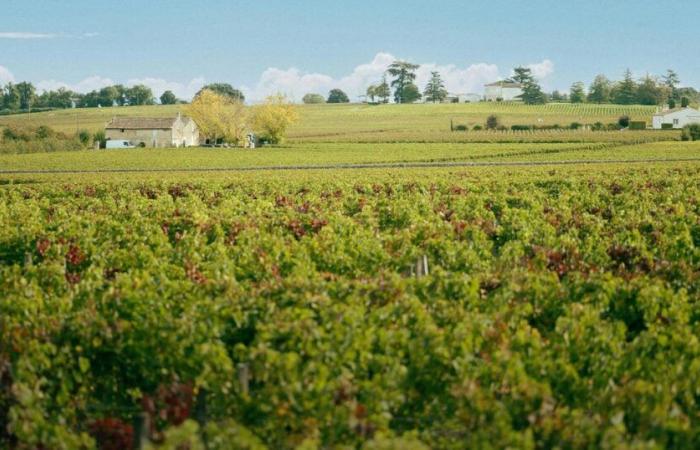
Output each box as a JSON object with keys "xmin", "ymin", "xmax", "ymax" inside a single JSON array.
[
  {"xmin": 0, "ymin": 32, "xmax": 57, "ymax": 39},
  {"xmin": 37, "ymin": 76, "xmax": 115, "ymax": 93},
  {"xmin": 0, "ymin": 65, "xmax": 15, "ymax": 84},
  {"xmin": 126, "ymin": 77, "xmax": 206, "ymax": 100},
  {"xmin": 244, "ymin": 53, "xmax": 552, "ymax": 102},
  {"xmin": 25, "ymin": 53, "xmax": 554, "ymax": 103},
  {"xmin": 0, "ymin": 31, "xmax": 99, "ymax": 40},
  {"xmin": 415, "ymin": 62, "xmax": 500, "ymax": 95},
  {"xmin": 36, "ymin": 75, "xmax": 206, "ymax": 101},
  {"xmin": 527, "ymin": 59, "xmax": 555, "ymax": 80}
]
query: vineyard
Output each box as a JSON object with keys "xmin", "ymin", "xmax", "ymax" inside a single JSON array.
[{"xmin": 2, "ymin": 161, "xmax": 700, "ymax": 449}]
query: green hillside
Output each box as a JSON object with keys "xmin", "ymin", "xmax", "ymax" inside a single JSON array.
[{"xmin": 0, "ymin": 102, "xmax": 660, "ymax": 142}]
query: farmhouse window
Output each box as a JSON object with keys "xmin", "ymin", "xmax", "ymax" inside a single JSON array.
[
  {"xmin": 673, "ymin": 119, "xmax": 679, "ymax": 125},
  {"xmin": 121, "ymin": 129, "xmax": 125, "ymax": 132}
]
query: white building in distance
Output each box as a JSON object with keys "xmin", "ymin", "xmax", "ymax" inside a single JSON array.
[
  {"xmin": 652, "ymin": 107, "xmax": 700, "ymax": 129},
  {"xmin": 484, "ymin": 81, "xmax": 523, "ymax": 102}
]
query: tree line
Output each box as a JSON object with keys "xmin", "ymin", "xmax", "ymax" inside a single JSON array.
[
  {"xmin": 563, "ymin": 70, "xmax": 699, "ymax": 107},
  {"xmin": 0, "ymin": 81, "xmax": 246, "ymax": 113}
]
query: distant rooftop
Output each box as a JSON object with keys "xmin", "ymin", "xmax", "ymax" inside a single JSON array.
[
  {"xmin": 485, "ymin": 81, "xmax": 523, "ymax": 88},
  {"xmin": 106, "ymin": 116, "xmax": 190, "ymax": 130},
  {"xmin": 653, "ymin": 107, "xmax": 699, "ymax": 117}
]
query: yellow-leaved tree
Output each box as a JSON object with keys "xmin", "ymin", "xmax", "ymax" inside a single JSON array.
[
  {"xmin": 185, "ymin": 89, "xmax": 248, "ymax": 145},
  {"xmin": 251, "ymin": 94, "xmax": 299, "ymax": 144}
]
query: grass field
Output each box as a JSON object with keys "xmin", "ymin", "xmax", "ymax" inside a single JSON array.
[{"xmin": 0, "ymin": 102, "xmax": 661, "ymax": 141}]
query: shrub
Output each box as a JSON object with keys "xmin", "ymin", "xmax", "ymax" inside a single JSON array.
[
  {"xmin": 77, "ymin": 130, "xmax": 92, "ymax": 146},
  {"xmin": 629, "ymin": 121, "xmax": 646, "ymax": 130},
  {"xmin": 327, "ymin": 89, "xmax": 350, "ymax": 103},
  {"xmin": 681, "ymin": 97, "xmax": 690, "ymax": 108},
  {"xmin": 592, "ymin": 122, "xmax": 605, "ymax": 131},
  {"xmin": 496, "ymin": 125, "xmax": 508, "ymax": 131},
  {"xmin": 302, "ymin": 93, "xmax": 325, "ymax": 104},
  {"xmin": 511, "ymin": 125, "xmax": 533, "ymax": 131},
  {"xmin": 570, "ymin": 122, "xmax": 582, "ymax": 130},
  {"xmin": 681, "ymin": 124, "xmax": 700, "ymax": 141},
  {"xmin": 93, "ymin": 130, "xmax": 107, "ymax": 148},
  {"xmin": 472, "ymin": 125, "xmax": 483, "ymax": 131},
  {"xmin": 668, "ymin": 99, "xmax": 677, "ymax": 109},
  {"xmin": 454, "ymin": 124, "xmax": 468, "ymax": 131},
  {"xmin": 618, "ymin": 116, "xmax": 630, "ymax": 128},
  {"xmin": 608, "ymin": 123, "xmax": 621, "ymax": 131},
  {"xmin": 486, "ymin": 115, "xmax": 499, "ymax": 130}
]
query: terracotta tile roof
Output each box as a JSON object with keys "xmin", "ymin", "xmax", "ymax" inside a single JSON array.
[{"xmin": 106, "ymin": 117, "xmax": 178, "ymax": 130}]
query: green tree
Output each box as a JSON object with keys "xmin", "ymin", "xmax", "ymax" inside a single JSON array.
[
  {"xmin": 195, "ymin": 83, "xmax": 245, "ymax": 102},
  {"xmin": 160, "ymin": 90, "xmax": 178, "ymax": 105},
  {"xmin": 15, "ymin": 82, "xmax": 36, "ymax": 110},
  {"xmin": 423, "ymin": 71, "xmax": 448, "ymax": 103},
  {"xmin": 510, "ymin": 67, "xmax": 533, "ymax": 84},
  {"xmin": 402, "ymin": 83, "xmax": 422, "ymax": 104},
  {"xmin": 509, "ymin": 67, "xmax": 546, "ymax": 104},
  {"xmin": 636, "ymin": 75, "xmax": 668, "ymax": 106},
  {"xmin": 569, "ymin": 82, "xmax": 586, "ymax": 103},
  {"xmin": 2, "ymin": 83, "xmax": 21, "ymax": 110},
  {"xmin": 302, "ymin": 93, "xmax": 325, "ymax": 104},
  {"xmin": 613, "ymin": 69, "xmax": 637, "ymax": 105},
  {"xmin": 588, "ymin": 75, "xmax": 611, "ymax": 103},
  {"xmin": 327, "ymin": 89, "xmax": 350, "ymax": 103},
  {"xmin": 387, "ymin": 60, "xmax": 420, "ymax": 103},
  {"xmin": 375, "ymin": 76, "xmax": 391, "ymax": 104},
  {"xmin": 681, "ymin": 97, "xmax": 690, "ymax": 108},
  {"xmin": 126, "ymin": 85, "xmax": 155, "ymax": 106},
  {"xmin": 366, "ymin": 85, "xmax": 377, "ymax": 103},
  {"xmin": 662, "ymin": 69, "xmax": 680, "ymax": 101},
  {"xmin": 36, "ymin": 87, "xmax": 75, "ymax": 109},
  {"xmin": 550, "ymin": 90, "xmax": 565, "ymax": 102}
]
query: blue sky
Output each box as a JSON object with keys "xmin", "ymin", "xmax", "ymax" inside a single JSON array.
[{"xmin": 1, "ymin": 0, "xmax": 698, "ymax": 101}]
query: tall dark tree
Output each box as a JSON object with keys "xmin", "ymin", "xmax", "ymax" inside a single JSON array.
[
  {"xmin": 1, "ymin": 83, "xmax": 21, "ymax": 110},
  {"xmin": 511, "ymin": 67, "xmax": 546, "ymax": 104},
  {"xmin": 387, "ymin": 61, "xmax": 420, "ymax": 103},
  {"xmin": 569, "ymin": 82, "xmax": 586, "ymax": 103},
  {"xmin": 662, "ymin": 69, "xmax": 680, "ymax": 101},
  {"xmin": 327, "ymin": 89, "xmax": 350, "ymax": 103},
  {"xmin": 423, "ymin": 71, "xmax": 448, "ymax": 103},
  {"xmin": 160, "ymin": 90, "xmax": 178, "ymax": 105},
  {"xmin": 15, "ymin": 82, "xmax": 36, "ymax": 110},
  {"xmin": 588, "ymin": 75, "xmax": 611, "ymax": 104},
  {"xmin": 613, "ymin": 69, "xmax": 637, "ymax": 105},
  {"xmin": 510, "ymin": 67, "xmax": 533, "ymax": 85},
  {"xmin": 195, "ymin": 83, "xmax": 245, "ymax": 102}
]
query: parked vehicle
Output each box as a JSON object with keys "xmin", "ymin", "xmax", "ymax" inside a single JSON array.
[{"xmin": 105, "ymin": 140, "xmax": 136, "ymax": 149}]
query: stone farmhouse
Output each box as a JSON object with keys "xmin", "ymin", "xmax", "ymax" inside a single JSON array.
[
  {"xmin": 652, "ymin": 107, "xmax": 700, "ymax": 129},
  {"xmin": 484, "ymin": 81, "xmax": 523, "ymax": 102},
  {"xmin": 105, "ymin": 114, "xmax": 199, "ymax": 148}
]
